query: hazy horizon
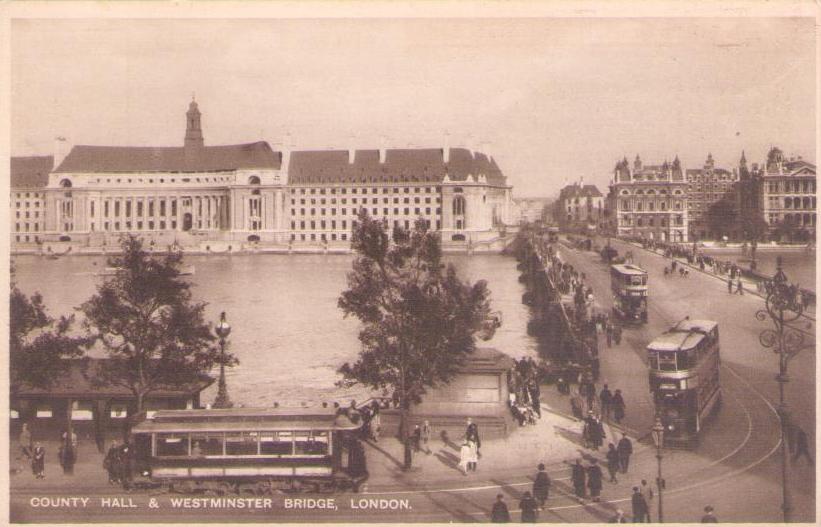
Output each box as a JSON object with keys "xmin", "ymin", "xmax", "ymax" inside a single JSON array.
[{"xmin": 11, "ymin": 17, "xmax": 816, "ymax": 197}]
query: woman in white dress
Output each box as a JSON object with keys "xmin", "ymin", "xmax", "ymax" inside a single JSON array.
[
  {"xmin": 468, "ymin": 439, "xmax": 479, "ymax": 472},
  {"xmin": 459, "ymin": 441, "xmax": 471, "ymax": 475}
]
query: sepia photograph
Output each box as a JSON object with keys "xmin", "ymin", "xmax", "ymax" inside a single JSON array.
[{"xmin": 3, "ymin": 2, "xmax": 818, "ymax": 524}]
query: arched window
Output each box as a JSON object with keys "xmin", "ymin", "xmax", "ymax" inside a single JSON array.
[
  {"xmin": 620, "ymin": 189, "xmax": 630, "ymax": 196},
  {"xmin": 59, "ymin": 179, "xmax": 72, "ymax": 188},
  {"xmin": 248, "ymin": 175, "xmax": 261, "ymax": 185}
]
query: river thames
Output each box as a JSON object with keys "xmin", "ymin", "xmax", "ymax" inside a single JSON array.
[
  {"xmin": 12, "ymin": 248, "xmax": 814, "ymax": 406},
  {"xmin": 11, "ymin": 253, "xmax": 540, "ymax": 406}
]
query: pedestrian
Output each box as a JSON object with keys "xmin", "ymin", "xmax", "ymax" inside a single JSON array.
[
  {"xmin": 58, "ymin": 438, "xmax": 76, "ymax": 475},
  {"xmin": 557, "ymin": 376, "xmax": 569, "ymax": 395},
  {"xmin": 532, "ymin": 463, "xmax": 551, "ymax": 508},
  {"xmin": 62, "ymin": 428, "xmax": 78, "ymax": 450},
  {"xmin": 606, "ymin": 443, "xmax": 620, "ymax": 483},
  {"xmin": 411, "ymin": 424, "xmax": 422, "ymax": 453},
  {"xmin": 571, "ymin": 459, "xmax": 587, "ymax": 499},
  {"xmin": 612, "ymin": 389, "xmax": 626, "ymax": 424},
  {"xmin": 587, "ymin": 459, "xmax": 603, "ymax": 502},
  {"xmin": 614, "ymin": 324, "xmax": 622, "ymax": 345},
  {"xmin": 529, "ymin": 382, "xmax": 541, "ymax": 418},
  {"xmin": 793, "ymin": 425, "xmax": 814, "ymax": 465},
  {"xmin": 468, "ymin": 438, "xmax": 479, "ymax": 472},
  {"xmin": 491, "ymin": 494, "xmax": 511, "ymax": 523},
  {"xmin": 600, "ymin": 384, "xmax": 613, "ymax": 420},
  {"xmin": 727, "ymin": 278, "xmax": 733, "ymax": 294},
  {"xmin": 701, "ymin": 505, "xmax": 718, "ymax": 523},
  {"xmin": 606, "ymin": 324, "xmax": 613, "ymax": 347},
  {"xmin": 617, "ymin": 433, "xmax": 633, "ymax": 473},
  {"xmin": 18, "ymin": 422, "xmax": 32, "ymax": 460},
  {"xmin": 104, "ymin": 441, "xmax": 120, "ymax": 484},
  {"xmin": 465, "ymin": 417, "xmax": 481, "ymax": 454},
  {"xmin": 458, "ymin": 441, "xmax": 470, "ymax": 475},
  {"xmin": 32, "ymin": 442, "xmax": 45, "ymax": 479},
  {"xmin": 118, "ymin": 442, "xmax": 133, "ymax": 490},
  {"xmin": 736, "ymin": 278, "xmax": 744, "ymax": 295},
  {"xmin": 370, "ymin": 401, "xmax": 381, "ymax": 441},
  {"xmin": 571, "ymin": 390, "xmax": 584, "ymax": 420},
  {"xmin": 631, "ymin": 486, "xmax": 648, "ymax": 523},
  {"xmin": 421, "ymin": 419, "xmax": 432, "ymax": 454},
  {"xmin": 518, "ymin": 491, "xmax": 538, "ymax": 523},
  {"xmin": 609, "ymin": 509, "xmax": 628, "ymax": 523},
  {"xmin": 593, "ymin": 415, "xmax": 606, "ymax": 450},
  {"xmin": 639, "ymin": 479, "xmax": 654, "ymax": 522}
]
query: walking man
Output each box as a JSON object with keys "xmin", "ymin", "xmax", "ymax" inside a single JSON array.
[
  {"xmin": 587, "ymin": 459, "xmax": 603, "ymax": 502},
  {"xmin": 532, "ymin": 463, "xmax": 551, "ymax": 509},
  {"xmin": 736, "ymin": 278, "xmax": 744, "ymax": 295},
  {"xmin": 491, "ymin": 494, "xmax": 511, "ymax": 523},
  {"xmin": 600, "ymin": 384, "xmax": 613, "ymax": 420},
  {"xmin": 612, "ymin": 389, "xmax": 626, "ymax": 424},
  {"xmin": 631, "ymin": 487, "xmax": 648, "ymax": 523},
  {"xmin": 617, "ymin": 433, "xmax": 633, "ymax": 473},
  {"xmin": 639, "ymin": 479, "xmax": 654, "ymax": 522},
  {"xmin": 606, "ymin": 443, "xmax": 620, "ymax": 483},
  {"xmin": 571, "ymin": 459, "xmax": 587, "ymax": 499}
]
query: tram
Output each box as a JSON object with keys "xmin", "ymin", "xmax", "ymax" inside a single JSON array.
[
  {"xmin": 647, "ymin": 318, "xmax": 722, "ymax": 447},
  {"xmin": 610, "ymin": 264, "xmax": 648, "ymax": 323},
  {"xmin": 128, "ymin": 407, "xmax": 368, "ymax": 494}
]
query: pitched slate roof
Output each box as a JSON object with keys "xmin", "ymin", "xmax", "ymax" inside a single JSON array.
[
  {"xmin": 54, "ymin": 142, "xmax": 281, "ymax": 173},
  {"xmin": 14, "ymin": 359, "xmax": 214, "ymax": 398},
  {"xmin": 10, "ymin": 156, "xmax": 53, "ymax": 189},
  {"xmin": 287, "ymin": 148, "xmax": 506, "ymax": 186},
  {"xmin": 559, "ymin": 183, "xmax": 603, "ymax": 200}
]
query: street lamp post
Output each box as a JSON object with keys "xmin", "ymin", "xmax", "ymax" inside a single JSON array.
[
  {"xmin": 213, "ymin": 311, "xmax": 233, "ymax": 409},
  {"xmin": 651, "ymin": 417, "xmax": 665, "ymax": 523},
  {"xmin": 756, "ymin": 257, "xmax": 814, "ymax": 523}
]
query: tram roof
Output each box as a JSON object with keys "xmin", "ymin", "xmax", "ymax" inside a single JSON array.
[
  {"xmin": 674, "ymin": 319, "xmax": 718, "ymax": 333},
  {"xmin": 647, "ymin": 331, "xmax": 705, "ymax": 352},
  {"xmin": 131, "ymin": 407, "xmax": 362, "ymax": 433},
  {"xmin": 610, "ymin": 264, "xmax": 647, "ymax": 275}
]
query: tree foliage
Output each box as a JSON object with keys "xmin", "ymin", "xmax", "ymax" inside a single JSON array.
[
  {"xmin": 80, "ymin": 235, "xmax": 232, "ymax": 411},
  {"xmin": 10, "ymin": 282, "xmax": 88, "ymax": 394},
  {"xmin": 705, "ymin": 197, "xmax": 738, "ymax": 239},
  {"xmin": 337, "ymin": 211, "xmax": 493, "ymax": 413}
]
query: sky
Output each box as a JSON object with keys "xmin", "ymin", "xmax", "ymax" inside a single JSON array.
[{"xmin": 11, "ymin": 17, "xmax": 817, "ymax": 197}]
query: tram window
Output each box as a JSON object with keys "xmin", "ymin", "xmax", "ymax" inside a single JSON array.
[
  {"xmin": 225, "ymin": 432, "xmax": 259, "ymax": 455},
  {"xmin": 190, "ymin": 434, "xmax": 224, "ymax": 456},
  {"xmin": 295, "ymin": 431, "xmax": 329, "ymax": 456},
  {"xmin": 260, "ymin": 432, "xmax": 293, "ymax": 455},
  {"xmin": 156, "ymin": 434, "xmax": 190, "ymax": 457},
  {"xmin": 657, "ymin": 350, "xmax": 677, "ymax": 371}
]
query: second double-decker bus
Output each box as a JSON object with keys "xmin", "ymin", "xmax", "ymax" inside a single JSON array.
[
  {"xmin": 647, "ymin": 318, "xmax": 722, "ymax": 447},
  {"xmin": 610, "ymin": 264, "xmax": 648, "ymax": 323}
]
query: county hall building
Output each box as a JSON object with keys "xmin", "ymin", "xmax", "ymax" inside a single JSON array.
[{"xmin": 10, "ymin": 101, "xmax": 513, "ymax": 252}]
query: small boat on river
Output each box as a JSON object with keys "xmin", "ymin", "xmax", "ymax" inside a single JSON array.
[{"xmin": 96, "ymin": 265, "xmax": 196, "ymax": 277}]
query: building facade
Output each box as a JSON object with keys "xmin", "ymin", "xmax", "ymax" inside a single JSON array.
[
  {"xmin": 555, "ymin": 182, "xmax": 603, "ymax": 230},
  {"xmin": 757, "ymin": 147, "xmax": 816, "ymax": 239},
  {"xmin": 10, "ymin": 101, "xmax": 513, "ymax": 252},
  {"xmin": 684, "ymin": 153, "xmax": 738, "ymax": 240},
  {"xmin": 608, "ymin": 155, "xmax": 689, "ymax": 242},
  {"xmin": 10, "ymin": 156, "xmax": 51, "ymax": 245}
]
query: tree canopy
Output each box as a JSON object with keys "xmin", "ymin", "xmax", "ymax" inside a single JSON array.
[
  {"xmin": 80, "ymin": 235, "xmax": 232, "ymax": 411},
  {"xmin": 10, "ymin": 282, "xmax": 88, "ymax": 394},
  {"xmin": 337, "ymin": 212, "xmax": 493, "ymax": 466}
]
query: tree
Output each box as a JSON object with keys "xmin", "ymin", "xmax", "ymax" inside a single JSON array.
[
  {"xmin": 740, "ymin": 211, "xmax": 769, "ymax": 243},
  {"xmin": 80, "ymin": 235, "xmax": 232, "ymax": 413},
  {"xmin": 337, "ymin": 212, "xmax": 493, "ymax": 469},
  {"xmin": 10, "ymin": 283, "xmax": 88, "ymax": 395},
  {"xmin": 705, "ymin": 198, "xmax": 738, "ymax": 239}
]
